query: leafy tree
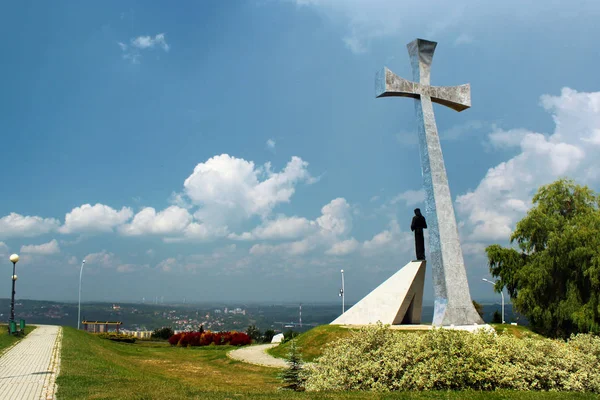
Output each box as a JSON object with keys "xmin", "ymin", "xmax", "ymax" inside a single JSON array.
[
  {"xmin": 486, "ymin": 179, "xmax": 600, "ymax": 338},
  {"xmin": 246, "ymin": 324, "xmax": 262, "ymax": 342},
  {"xmin": 282, "ymin": 329, "xmax": 299, "ymax": 344},
  {"xmin": 492, "ymin": 310, "xmax": 502, "ymax": 324},
  {"xmin": 262, "ymin": 329, "xmax": 276, "ymax": 343},
  {"xmin": 472, "ymin": 300, "xmax": 484, "ymax": 319},
  {"xmin": 152, "ymin": 327, "xmax": 174, "ymax": 340},
  {"xmin": 279, "ymin": 339, "xmax": 305, "ymax": 391}
]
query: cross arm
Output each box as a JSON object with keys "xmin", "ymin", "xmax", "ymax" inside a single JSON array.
[{"xmin": 375, "ymin": 67, "xmax": 471, "ymax": 112}]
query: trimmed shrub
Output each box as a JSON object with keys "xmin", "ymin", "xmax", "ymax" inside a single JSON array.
[
  {"xmin": 304, "ymin": 323, "xmax": 600, "ymax": 392},
  {"xmin": 96, "ymin": 333, "xmax": 136, "ymax": 343},
  {"xmin": 168, "ymin": 330, "xmax": 251, "ymax": 347}
]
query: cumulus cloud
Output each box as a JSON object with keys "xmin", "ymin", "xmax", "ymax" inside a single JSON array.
[
  {"xmin": 183, "ymin": 154, "xmax": 314, "ymax": 225},
  {"xmin": 119, "ymin": 206, "xmax": 192, "ymax": 236},
  {"xmin": 0, "ymin": 213, "xmax": 60, "ymax": 239},
  {"xmin": 20, "ymin": 239, "xmax": 60, "ymax": 255},
  {"xmin": 229, "ymin": 215, "xmax": 316, "ymax": 241},
  {"xmin": 246, "ymin": 198, "xmax": 354, "ymax": 256},
  {"xmin": 60, "ymin": 204, "xmax": 133, "ymax": 234},
  {"xmin": 325, "ymin": 238, "xmax": 359, "ymax": 255},
  {"xmin": 266, "ymin": 138, "xmax": 276, "ymax": 151},
  {"xmin": 457, "ymin": 88, "xmax": 600, "ymax": 241}
]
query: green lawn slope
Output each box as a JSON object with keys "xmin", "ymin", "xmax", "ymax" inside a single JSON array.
[{"xmin": 55, "ymin": 326, "xmax": 599, "ymax": 400}]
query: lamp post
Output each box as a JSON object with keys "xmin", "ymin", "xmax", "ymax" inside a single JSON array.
[
  {"xmin": 339, "ymin": 269, "xmax": 345, "ymax": 314},
  {"xmin": 9, "ymin": 254, "xmax": 19, "ymax": 324},
  {"xmin": 78, "ymin": 259, "xmax": 86, "ymax": 330},
  {"xmin": 482, "ymin": 278, "xmax": 505, "ymax": 324}
]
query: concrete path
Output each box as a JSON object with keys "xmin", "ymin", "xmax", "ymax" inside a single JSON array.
[
  {"xmin": 0, "ymin": 325, "xmax": 62, "ymax": 400},
  {"xmin": 228, "ymin": 343, "xmax": 288, "ymax": 368}
]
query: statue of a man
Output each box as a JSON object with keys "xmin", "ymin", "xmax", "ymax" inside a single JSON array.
[{"xmin": 411, "ymin": 208, "xmax": 427, "ymax": 260}]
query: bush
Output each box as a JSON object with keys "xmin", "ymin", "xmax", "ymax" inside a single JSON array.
[
  {"xmin": 168, "ymin": 330, "xmax": 251, "ymax": 347},
  {"xmin": 304, "ymin": 323, "xmax": 600, "ymax": 392},
  {"xmin": 96, "ymin": 333, "xmax": 136, "ymax": 343},
  {"xmin": 263, "ymin": 329, "xmax": 276, "ymax": 343},
  {"xmin": 152, "ymin": 327, "xmax": 174, "ymax": 340}
]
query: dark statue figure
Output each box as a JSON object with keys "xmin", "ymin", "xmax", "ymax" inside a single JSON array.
[{"xmin": 411, "ymin": 208, "xmax": 427, "ymax": 260}]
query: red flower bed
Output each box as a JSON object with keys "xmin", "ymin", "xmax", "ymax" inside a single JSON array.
[{"xmin": 168, "ymin": 330, "xmax": 251, "ymax": 347}]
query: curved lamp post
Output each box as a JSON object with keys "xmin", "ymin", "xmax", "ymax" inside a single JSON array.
[
  {"xmin": 78, "ymin": 259, "xmax": 86, "ymax": 330},
  {"xmin": 482, "ymin": 278, "xmax": 505, "ymax": 324},
  {"xmin": 339, "ymin": 269, "xmax": 345, "ymax": 314},
  {"xmin": 9, "ymin": 254, "xmax": 19, "ymax": 324}
]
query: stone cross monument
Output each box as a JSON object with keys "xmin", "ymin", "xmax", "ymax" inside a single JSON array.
[{"xmin": 376, "ymin": 38, "xmax": 483, "ymax": 326}]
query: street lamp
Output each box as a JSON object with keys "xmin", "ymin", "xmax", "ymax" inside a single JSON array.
[
  {"xmin": 482, "ymin": 278, "xmax": 505, "ymax": 324},
  {"xmin": 78, "ymin": 259, "xmax": 86, "ymax": 330},
  {"xmin": 339, "ymin": 269, "xmax": 345, "ymax": 314},
  {"xmin": 9, "ymin": 254, "xmax": 19, "ymax": 324}
]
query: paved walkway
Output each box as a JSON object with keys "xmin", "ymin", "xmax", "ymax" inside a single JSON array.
[
  {"xmin": 0, "ymin": 325, "xmax": 62, "ymax": 400},
  {"xmin": 228, "ymin": 343, "xmax": 288, "ymax": 368}
]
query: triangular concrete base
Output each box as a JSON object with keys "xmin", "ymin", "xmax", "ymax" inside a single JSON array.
[{"xmin": 331, "ymin": 260, "xmax": 426, "ymax": 325}]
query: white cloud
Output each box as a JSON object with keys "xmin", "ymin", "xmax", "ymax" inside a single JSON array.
[
  {"xmin": 391, "ymin": 189, "xmax": 425, "ymax": 207},
  {"xmin": 118, "ymin": 33, "xmax": 169, "ymax": 63},
  {"xmin": 229, "ymin": 215, "xmax": 316, "ymax": 241},
  {"xmin": 183, "ymin": 154, "xmax": 314, "ymax": 225},
  {"xmin": 293, "ymin": 0, "xmax": 583, "ymax": 54},
  {"xmin": 250, "ymin": 239, "xmax": 315, "ymax": 256},
  {"xmin": 246, "ymin": 198, "xmax": 353, "ymax": 256},
  {"xmin": 84, "ymin": 250, "xmax": 117, "ymax": 268},
  {"xmin": 157, "ymin": 257, "xmax": 177, "ymax": 272},
  {"xmin": 60, "ymin": 204, "xmax": 133, "ymax": 234},
  {"xmin": 84, "ymin": 250, "xmax": 146, "ymax": 273},
  {"xmin": 266, "ymin": 138, "xmax": 276, "ymax": 150},
  {"xmin": 454, "ymin": 33, "xmax": 474, "ymax": 45},
  {"xmin": 0, "ymin": 213, "xmax": 60, "ymax": 239},
  {"xmin": 20, "ymin": 239, "xmax": 60, "ymax": 255},
  {"xmin": 457, "ymin": 87, "xmax": 600, "ymax": 241},
  {"xmin": 119, "ymin": 206, "xmax": 192, "ymax": 236},
  {"xmin": 326, "ymin": 238, "xmax": 359, "ymax": 255},
  {"xmin": 0, "ymin": 242, "xmax": 9, "ymax": 258},
  {"xmin": 131, "ymin": 33, "xmax": 170, "ymax": 51},
  {"xmin": 317, "ymin": 197, "xmax": 352, "ymax": 236}
]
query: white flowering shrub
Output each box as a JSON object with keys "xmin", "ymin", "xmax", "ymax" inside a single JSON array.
[{"xmin": 303, "ymin": 323, "xmax": 600, "ymax": 392}]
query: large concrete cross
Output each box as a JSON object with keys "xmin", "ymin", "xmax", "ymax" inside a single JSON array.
[{"xmin": 376, "ymin": 38, "xmax": 483, "ymax": 326}]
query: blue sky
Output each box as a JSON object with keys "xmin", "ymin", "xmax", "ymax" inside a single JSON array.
[{"xmin": 1, "ymin": 0, "xmax": 600, "ymax": 305}]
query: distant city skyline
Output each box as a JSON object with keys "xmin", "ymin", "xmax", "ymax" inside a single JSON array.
[{"xmin": 1, "ymin": 1, "xmax": 599, "ymax": 304}]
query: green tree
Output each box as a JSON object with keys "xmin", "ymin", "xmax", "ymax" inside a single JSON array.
[
  {"xmin": 472, "ymin": 300, "xmax": 484, "ymax": 319},
  {"xmin": 152, "ymin": 327, "xmax": 174, "ymax": 340},
  {"xmin": 262, "ymin": 329, "xmax": 276, "ymax": 343},
  {"xmin": 492, "ymin": 310, "xmax": 502, "ymax": 324},
  {"xmin": 246, "ymin": 324, "xmax": 262, "ymax": 342},
  {"xmin": 279, "ymin": 339, "xmax": 304, "ymax": 391},
  {"xmin": 486, "ymin": 178, "xmax": 600, "ymax": 338}
]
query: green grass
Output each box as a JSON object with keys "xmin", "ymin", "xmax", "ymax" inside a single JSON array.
[
  {"xmin": 56, "ymin": 326, "xmax": 600, "ymax": 400},
  {"xmin": 268, "ymin": 325, "xmax": 355, "ymax": 362},
  {"xmin": 491, "ymin": 323, "xmax": 543, "ymax": 338},
  {"xmin": 0, "ymin": 324, "xmax": 35, "ymax": 354}
]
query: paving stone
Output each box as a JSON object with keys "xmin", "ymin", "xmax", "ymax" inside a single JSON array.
[{"xmin": 0, "ymin": 325, "xmax": 62, "ymax": 400}]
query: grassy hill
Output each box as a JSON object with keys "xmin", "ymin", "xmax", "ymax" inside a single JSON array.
[{"xmin": 55, "ymin": 325, "xmax": 597, "ymax": 399}]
